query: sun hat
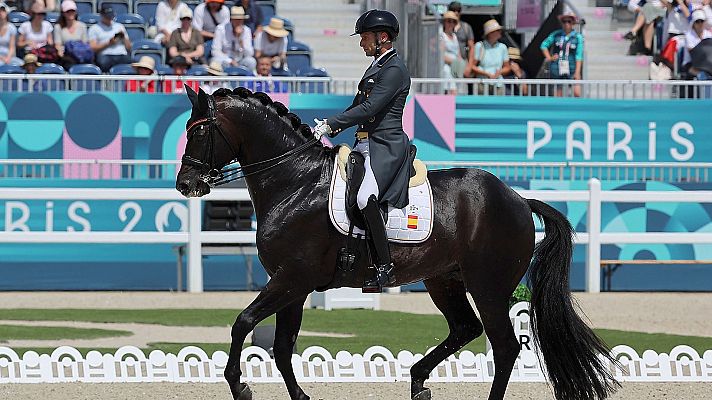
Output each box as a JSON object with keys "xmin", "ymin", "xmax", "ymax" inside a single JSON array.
[
  {"xmin": 132, "ymin": 55, "xmax": 156, "ymax": 72},
  {"xmin": 558, "ymin": 9, "xmax": 578, "ymax": 23},
  {"xmin": 482, "ymin": 19, "xmax": 503, "ymax": 36},
  {"xmin": 264, "ymin": 17, "xmax": 289, "ymax": 38},
  {"xmin": 443, "ymin": 11, "xmax": 458, "ymax": 22},
  {"xmin": 23, "ymin": 53, "xmax": 41, "ymax": 66},
  {"xmin": 508, "ymin": 47, "xmax": 522, "ymax": 61},
  {"xmin": 30, "ymin": 2, "xmax": 46, "ymax": 14},
  {"xmin": 692, "ymin": 9, "xmax": 706, "ymax": 22},
  {"xmin": 206, "ymin": 61, "xmax": 226, "ymax": 76},
  {"xmin": 179, "ymin": 7, "xmax": 192, "ymax": 19},
  {"xmin": 61, "ymin": 0, "xmax": 77, "ymax": 12},
  {"xmin": 230, "ymin": 6, "xmax": 248, "ymax": 20}
]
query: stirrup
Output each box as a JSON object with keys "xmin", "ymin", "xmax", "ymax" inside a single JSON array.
[{"xmin": 362, "ymin": 263, "xmax": 394, "ymax": 293}]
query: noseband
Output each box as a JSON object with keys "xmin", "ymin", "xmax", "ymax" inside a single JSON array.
[{"xmin": 182, "ymin": 95, "xmax": 318, "ymax": 187}]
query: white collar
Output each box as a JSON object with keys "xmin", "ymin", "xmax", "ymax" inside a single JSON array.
[{"xmin": 371, "ymin": 48, "xmax": 394, "ymax": 67}]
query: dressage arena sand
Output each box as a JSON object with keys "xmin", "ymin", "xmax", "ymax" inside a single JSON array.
[{"xmin": 0, "ymin": 291, "xmax": 711, "ymax": 399}]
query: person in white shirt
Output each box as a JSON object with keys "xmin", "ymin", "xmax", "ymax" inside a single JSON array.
[
  {"xmin": 624, "ymin": 0, "xmax": 667, "ymax": 55},
  {"xmin": 684, "ymin": 9, "xmax": 712, "ymax": 82},
  {"xmin": 192, "ymin": 0, "xmax": 229, "ymax": 41},
  {"xmin": 210, "ymin": 6, "xmax": 255, "ymax": 69},
  {"xmin": 662, "ymin": 0, "xmax": 690, "ymax": 41},
  {"xmin": 88, "ymin": 6, "xmax": 132, "ymax": 71},
  {"xmin": 254, "ymin": 17, "xmax": 288, "ymax": 69},
  {"xmin": 0, "ymin": 2, "xmax": 22, "ymax": 66},
  {"xmin": 154, "ymin": 0, "xmax": 191, "ymax": 45},
  {"xmin": 18, "ymin": 2, "xmax": 54, "ymax": 52}
]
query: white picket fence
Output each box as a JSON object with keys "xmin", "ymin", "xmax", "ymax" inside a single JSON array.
[{"xmin": 0, "ymin": 303, "xmax": 710, "ymax": 383}]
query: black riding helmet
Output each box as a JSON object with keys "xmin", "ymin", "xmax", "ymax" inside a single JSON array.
[{"xmin": 352, "ymin": 9, "xmax": 399, "ymax": 41}]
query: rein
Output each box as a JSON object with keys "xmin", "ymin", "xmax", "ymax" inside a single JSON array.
[{"xmin": 182, "ymin": 95, "xmax": 318, "ymax": 187}]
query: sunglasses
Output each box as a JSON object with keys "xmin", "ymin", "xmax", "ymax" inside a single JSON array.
[{"xmin": 562, "ymin": 19, "xmax": 574, "ymax": 24}]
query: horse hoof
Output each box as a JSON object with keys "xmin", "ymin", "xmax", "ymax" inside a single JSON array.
[
  {"xmin": 412, "ymin": 388, "xmax": 431, "ymax": 400},
  {"xmin": 231, "ymin": 383, "xmax": 253, "ymax": 400}
]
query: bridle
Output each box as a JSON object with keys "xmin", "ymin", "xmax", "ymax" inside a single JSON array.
[{"xmin": 181, "ymin": 95, "xmax": 318, "ymax": 187}]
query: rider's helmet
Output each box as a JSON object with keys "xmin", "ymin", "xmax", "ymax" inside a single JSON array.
[{"xmin": 352, "ymin": 9, "xmax": 399, "ymax": 42}]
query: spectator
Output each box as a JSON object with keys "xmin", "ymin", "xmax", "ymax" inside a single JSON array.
[
  {"xmin": 54, "ymin": 0, "xmax": 88, "ymax": 70},
  {"xmin": 472, "ymin": 19, "xmax": 509, "ymax": 95},
  {"xmin": 21, "ymin": 52, "xmax": 50, "ymax": 90},
  {"xmin": 193, "ymin": 0, "xmax": 229, "ymax": 41},
  {"xmin": 200, "ymin": 60, "xmax": 226, "ymax": 94},
  {"xmin": 447, "ymin": 1, "xmax": 475, "ymax": 79},
  {"xmin": 167, "ymin": 7, "xmax": 204, "ymax": 65},
  {"xmin": 0, "ymin": 2, "xmax": 23, "ymax": 66},
  {"xmin": 239, "ymin": 0, "xmax": 262, "ymax": 35},
  {"xmin": 684, "ymin": 10, "xmax": 712, "ymax": 80},
  {"xmin": 662, "ymin": 0, "xmax": 690, "ymax": 42},
  {"xmin": 210, "ymin": 6, "xmax": 255, "ymax": 70},
  {"xmin": 440, "ymin": 11, "xmax": 464, "ymax": 95},
  {"xmin": 254, "ymin": 17, "xmax": 288, "ymax": 70},
  {"xmin": 18, "ymin": 2, "xmax": 54, "ymax": 53},
  {"xmin": 503, "ymin": 47, "xmax": 528, "ymax": 95},
  {"xmin": 89, "ymin": 6, "xmax": 132, "ymax": 72},
  {"xmin": 21, "ymin": 0, "xmax": 57, "ymax": 13},
  {"xmin": 624, "ymin": 0, "xmax": 666, "ymax": 55},
  {"xmin": 162, "ymin": 55, "xmax": 200, "ymax": 93},
  {"xmin": 154, "ymin": 0, "xmax": 191, "ymax": 45},
  {"xmin": 126, "ymin": 55, "xmax": 157, "ymax": 92},
  {"xmin": 251, "ymin": 54, "xmax": 287, "ymax": 93},
  {"xmin": 541, "ymin": 11, "xmax": 584, "ymax": 97},
  {"xmin": 21, "ymin": 52, "xmax": 40, "ymax": 73}
]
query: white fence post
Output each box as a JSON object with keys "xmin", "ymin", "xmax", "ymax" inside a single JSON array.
[
  {"xmin": 586, "ymin": 178, "xmax": 601, "ymax": 293},
  {"xmin": 187, "ymin": 197, "xmax": 203, "ymax": 293}
]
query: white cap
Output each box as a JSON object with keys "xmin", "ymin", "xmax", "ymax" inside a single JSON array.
[{"xmin": 692, "ymin": 9, "xmax": 707, "ymax": 22}]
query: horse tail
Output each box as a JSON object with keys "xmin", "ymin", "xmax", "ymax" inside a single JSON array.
[{"xmin": 526, "ymin": 199, "xmax": 619, "ymax": 400}]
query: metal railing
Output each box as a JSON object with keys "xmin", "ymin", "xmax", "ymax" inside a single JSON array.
[
  {"xmin": 4, "ymin": 74, "xmax": 712, "ymax": 99},
  {"xmin": 3, "ymin": 159, "xmax": 712, "ymax": 183}
]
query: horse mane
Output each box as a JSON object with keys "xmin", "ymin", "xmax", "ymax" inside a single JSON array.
[{"xmin": 212, "ymin": 87, "xmax": 314, "ymax": 140}]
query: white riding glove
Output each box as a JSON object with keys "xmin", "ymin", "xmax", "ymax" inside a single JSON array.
[{"xmin": 313, "ymin": 118, "xmax": 332, "ymax": 140}]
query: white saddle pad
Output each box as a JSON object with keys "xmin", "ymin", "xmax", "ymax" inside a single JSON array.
[{"xmin": 328, "ymin": 157, "xmax": 434, "ymax": 243}]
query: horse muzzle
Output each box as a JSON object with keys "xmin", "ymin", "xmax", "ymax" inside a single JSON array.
[{"xmin": 176, "ymin": 171, "xmax": 212, "ymax": 198}]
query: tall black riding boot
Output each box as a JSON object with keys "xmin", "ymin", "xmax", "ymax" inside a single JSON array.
[{"xmin": 361, "ymin": 195, "xmax": 395, "ymax": 293}]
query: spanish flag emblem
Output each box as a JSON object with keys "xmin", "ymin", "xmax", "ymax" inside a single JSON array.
[{"xmin": 407, "ymin": 214, "xmax": 418, "ymax": 229}]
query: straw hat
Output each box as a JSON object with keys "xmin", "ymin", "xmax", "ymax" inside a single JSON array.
[
  {"xmin": 179, "ymin": 7, "xmax": 192, "ymax": 19},
  {"xmin": 207, "ymin": 61, "xmax": 226, "ymax": 76},
  {"xmin": 23, "ymin": 53, "xmax": 41, "ymax": 66},
  {"xmin": 230, "ymin": 6, "xmax": 248, "ymax": 20},
  {"xmin": 131, "ymin": 56, "xmax": 156, "ymax": 72},
  {"xmin": 264, "ymin": 17, "xmax": 289, "ymax": 38},
  {"xmin": 508, "ymin": 47, "xmax": 522, "ymax": 61},
  {"xmin": 482, "ymin": 19, "xmax": 503, "ymax": 36},
  {"xmin": 443, "ymin": 11, "xmax": 458, "ymax": 22}
]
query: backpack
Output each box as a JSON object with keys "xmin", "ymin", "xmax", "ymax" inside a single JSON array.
[
  {"xmin": 64, "ymin": 41, "xmax": 94, "ymax": 64},
  {"xmin": 32, "ymin": 44, "xmax": 60, "ymax": 63}
]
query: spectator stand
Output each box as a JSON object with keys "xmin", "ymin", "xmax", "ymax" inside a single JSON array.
[
  {"xmin": 132, "ymin": 38, "xmax": 165, "ymax": 66},
  {"xmin": 108, "ymin": 63, "xmax": 137, "ymax": 91},
  {"xmin": 0, "ymin": 65, "xmax": 24, "ymax": 91},
  {"xmin": 286, "ymin": 41, "xmax": 311, "ymax": 75},
  {"xmin": 134, "ymin": 0, "xmax": 158, "ymax": 26},
  {"xmin": 98, "ymin": 0, "xmax": 132, "ymax": 16},
  {"xmin": 297, "ymin": 67, "xmax": 328, "ymax": 93},
  {"xmin": 75, "ymin": 0, "xmax": 95, "ymax": 15},
  {"xmin": 224, "ymin": 65, "xmax": 254, "ymax": 88},
  {"xmin": 45, "ymin": 12, "xmax": 60, "ymax": 24},
  {"xmin": 8, "ymin": 11, "xmax": 29, "ymax": 27},
  {"xmin": 155, "ymin": 63, "xmax": 173, "ymax": 75},
  {"xmin": 35, "ymin": 64, "xmax": 67, "ymax": 90},
  {"xmin": 79, "ymin": 13, "xmax": 101, "ymax": 25},
  {"xmin": 116, "ymin": 13, "xmax": 147, "ymax": 42},
  {"xmin": 256, "ymin": 0, "xmax": 275, "ymax": 26},
  {"xmin": 68, "ymin": 63, "xmax": 103, "ymax": 91}
]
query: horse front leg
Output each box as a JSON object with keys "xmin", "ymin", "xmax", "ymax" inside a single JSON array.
[
  {"xmin": 274, "ymin": 296, "xmax": 309, "ymax": 400},
  {"xmin": 224, "ymin": 268, "xmax": 313, "ymax": 400}
]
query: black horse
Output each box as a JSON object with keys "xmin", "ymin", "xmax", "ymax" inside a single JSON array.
[{"xmin": 176, "ymin": 87, "xmax": 619, "ymax": 400}]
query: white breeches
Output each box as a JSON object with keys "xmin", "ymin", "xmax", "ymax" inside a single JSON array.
[{"xmin": 354, "ymin": 140, "xmax": 380, "ymax": 210}]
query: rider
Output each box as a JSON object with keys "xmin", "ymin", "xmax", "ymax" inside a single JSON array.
[{"xmin": 313, "ymin": 9, "xmax": 412, "ymax": 293}]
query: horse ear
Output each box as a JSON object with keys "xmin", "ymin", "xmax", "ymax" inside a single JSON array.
[
  {"xmin": 197, "ymin": 87, "xmax": 209, "ymax": 113},
  {"xmin": 185, "ymin": 85, "xmax": 198, "ymax": 106}
]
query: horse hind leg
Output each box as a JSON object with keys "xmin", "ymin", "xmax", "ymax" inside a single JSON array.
[
  {"xmin": 410, "ymin": 273, "xmax": 484, "ymax": 400},
  {"xmin": 273, "ymin": 296, "xmax": 310, "ymax": 400}
]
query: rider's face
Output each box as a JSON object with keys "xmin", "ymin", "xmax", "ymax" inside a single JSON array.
[{"xmin": 359, "ymin": 32, "xmax": 377, "ymax": 56}]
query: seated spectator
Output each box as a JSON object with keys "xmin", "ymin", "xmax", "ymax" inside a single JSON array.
[
  {"xmin": 440, "ymin": 11, "xmax": 464, "ymax": 95},
  {"xmin": 254, "ymin": 18, "xmax": 288, "ymax": 70},
  {"xmin": 503, "ymin": 47, "xmax": 528, "ymax": 95},
  {"xmin": 21, "ymin": 0, "xmax": 57, "ymax": 13},
  {"xmin": 18, "ymin": 2, "xmax": 54, "ymax": 53},
  {"xmin": 163, "ymin": 55, "xmax": 200, "ymax": 93},
  {"xmin": 193, "ymin": 0, "xmax": 229, "ymax": 41},
  {"xmin": 662, "ymin": 0, "xmax": 690, "ymax": 42},
  {"xmin": 239, "ymin": 0, "xmax": 263, "ymax": 36},
  {"xmin": 126, "ymin": 55, "xmax": 157, "ymax": 92},
  {"xmin": 541, "ymin": 11, "xmax": 584, "ymax": 97},
  {"xmin": 54, "ymin": 0, "xmax": 88, "ymax": 70},
  {"xmin": 89, "ymin": 6, "xmax": 132, "ymax": 72},
  {"xmin": 624, "ymin": 0, "xmax": 666, "ymax": 55},
  {"xmin": 154, "ymin": 0, "xmax": 191, "ymax": 45},
  {"xmin": 472, "ymin": 19, "xmax": 509, "ymax": 95},
  {"xmin": 21, "ymin": 52, "xmax": 40, "ymax": 73},
  {"xmin": 21, "ymin": 53, "xmax": 48, "ymax": 90},
  {"xmin": 684, "ymin": 10, "xmax": 712, "ymax": 80},
  {"xmin": 0, "ymin": 2, "xmax": 23, "ymax": 66},
  {"xmin": 200, "ymin": 60, "xmax": 226, "ymax": 94},
  {"xmin": 251, "ymin": 55, "xmax": 287, "ymax": 93},
  {"xmin": 210, "ymin": 6, "xmax": 255, "ymax": 70},
  {"xmin": 167, "ymin": 7, "xmax": 204, "ymax": 65}
]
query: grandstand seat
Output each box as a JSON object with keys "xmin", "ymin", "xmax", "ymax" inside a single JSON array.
[
  {"xmin": 98, "ymin": 0, "xmax": 131, "ymax": 16},
  {"xmin": 134, "ymin": 0, "xmax": 158, "ymax": 25},
  {"xmin": 79, "ymin": 13, "xmax": 101, "ymax": 25},
  {"xmin": 8, "ymin": 11, "xmax": 30, "ymax": 26},
  {"xmin": 224, "ymin": 66, "xmax": 254, "ymax": 76},
  {"xmin": 132, "ymin": 39, "xmax": 165, "ymax": 65},
  {"xmin": 184, "ymin": 0, "xmax": 200, "ymax": 11},
  {"xmin": 69, "ymin": 64, "xmax": 103, "ymax": 91},
  {"xmin": 297, "ymin": 67, "xmax": 328, "ymax": 93},
  {"xmin": 0, "ymin": 64, "xmax": 23, "ymax": 91},
  {"xmin": 109, "ymin": 63, "xmax": 136, "ymax": 74},
  {"xmin": 286, "ymin": 42, "xmax": 312, "ymax": 75},
  {"xmin": 116, "ymin": 13, "xmax": 147, "ymax": 42},
  {"xmin": 36, "ymin": 63, "xmax": 66, "ymax": 74},
  {"xmin": 281, "ymin": 17, "xmax": 294, "ymax": 42},
  {"xmin": 204, "ymin": 39, "xmax": 212, "ymax": 61},
  {"xmin": 155, "ymin": 63, "xmax": 173, "ymax": 75},
  {"xmin": 69, "ymin": 64, "xmax": 102, "ymax": 75},
  {"xmin": 0, "ymin": 65, "xmax": 25, "ymax": 74},
  {"xmin": 45, "ymin": 12, "xmax": 60, "ymax": 24},
  {"xmin": 270, "ymin": 67, "xmax": 293, "ymax": 77},
  {"xmin": 297, "ymin": 67, "xmax": 328, "ymax": 78},
  {"xmin": 257, "ymin": 1, "xmax": 275, "ymax": 26},
  {"xmin": 186, "ymin": 64, "xmax": 209, "ymax": 76},
  {"xmin": 75, "ymin": 0, "xmax": 94, "ymax": 15}
]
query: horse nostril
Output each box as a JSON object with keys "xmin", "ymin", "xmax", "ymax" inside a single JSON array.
[{"xmin": 177, "ymin": 181, "xmax": 190, "ymax": 195}]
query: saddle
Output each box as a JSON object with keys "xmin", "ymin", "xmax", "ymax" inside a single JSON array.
[{"xmin": 339, "ymin": 144, "xmax": 424, "ymax": 230}]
